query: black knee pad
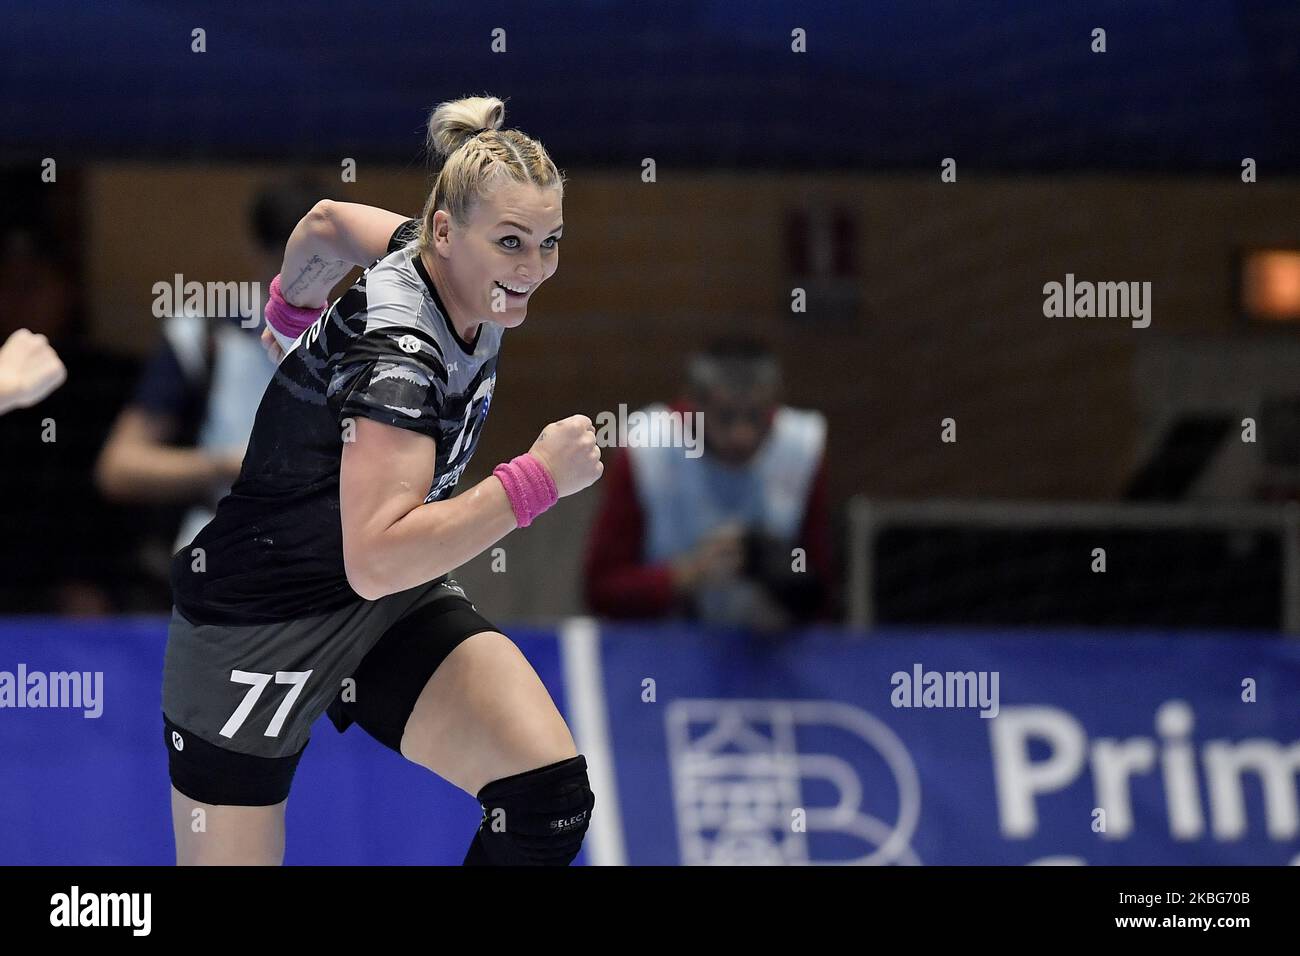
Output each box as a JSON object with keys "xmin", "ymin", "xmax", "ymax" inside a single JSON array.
[{"xmin": 466, "ymin": 754, "xmax": 595, "ymax": 865}]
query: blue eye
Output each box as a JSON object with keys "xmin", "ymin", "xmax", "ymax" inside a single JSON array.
[{"xmin": 500, "ymin": 235, "xmax": 560, "ymax": 250}]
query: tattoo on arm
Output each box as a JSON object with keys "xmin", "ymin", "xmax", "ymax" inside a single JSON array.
[{"xmin": 282, "ymin": 255, "xmax": 351, "ymax": 300}]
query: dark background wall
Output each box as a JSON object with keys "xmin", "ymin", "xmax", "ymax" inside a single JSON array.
[
  {"xmin": 3, "ymin": 0, "xmax": 1299, "ymax": 618},
  {"xmin": 82, "ymin": 166, "xmax": 1300, "ymax": 505},
  {"xmin": 3, "ymin": 1, "xmax": 1298, "ymax": 171}
]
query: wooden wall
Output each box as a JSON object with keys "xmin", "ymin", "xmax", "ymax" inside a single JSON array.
[{"xmin": 83, "ymin": 165, "xmax": 1300, "ymax": 611}]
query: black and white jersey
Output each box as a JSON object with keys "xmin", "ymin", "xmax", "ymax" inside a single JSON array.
[{"xmin": 171, "ymin": 220, "xmax": 502, "ymax": 625}]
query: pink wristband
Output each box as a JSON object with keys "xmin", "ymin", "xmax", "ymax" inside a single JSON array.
[
  {"xmin": 264, "ymin": 274, "xmax": 325, "ymax": 340},
  {"xmin": 493, "ymin": 453, "xmax": 559, "ymax": 528}
]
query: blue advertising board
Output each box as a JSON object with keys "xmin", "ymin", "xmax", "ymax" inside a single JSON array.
[
  {"xmin": 583, "ymin": 625, "xmax": 1300, "ymax": 865},
  {"xmin": 2, "ymin": 617, "xmax": 1297, "ymax": 865},
  {"xmin": 0, "ymin": 617, "xmax": 566, "ymax": 865}
]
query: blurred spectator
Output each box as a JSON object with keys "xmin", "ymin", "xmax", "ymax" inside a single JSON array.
[
  {"xmin": 0, "ymin": 228, "xmax": 136, "ymax": 614},
  {"xmin": 95, "ymin": 179, "xmax": 322, "ymax": 576},
  {"xmin": 584, "ymin": 337, "xmax": 835, "ymax": 632}
]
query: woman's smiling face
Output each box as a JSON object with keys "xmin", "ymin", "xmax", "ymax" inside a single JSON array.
[{"xmin": 434, "ymin": 181, "xmax": 563, "ymax": 330}]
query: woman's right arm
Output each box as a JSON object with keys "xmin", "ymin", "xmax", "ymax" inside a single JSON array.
[
  {"xmin": 340, "ymin": 415, "xmax": 603, "ymax": 601},
  {"xmin": 277, "ymin": 201, "xmax": 411, "ymax": 308}
]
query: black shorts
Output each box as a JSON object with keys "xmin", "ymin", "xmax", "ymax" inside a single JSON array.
[{"xmin": 162, "ymin": 576, "xmax": 498, "ymax": 806}]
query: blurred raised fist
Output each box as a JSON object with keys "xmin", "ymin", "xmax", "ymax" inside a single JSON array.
[{"xmin": 0, "ymin": 328, "xmax": 67, "ymax": 415}]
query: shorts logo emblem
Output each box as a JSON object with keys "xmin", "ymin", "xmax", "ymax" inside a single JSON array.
[
  {"xmin": 398, "ymin": 334, "xmax": 421, "ymax": 354},
  {"xmin": 171, "ymin": 731, "xmax": 184, "ymax": 751}
]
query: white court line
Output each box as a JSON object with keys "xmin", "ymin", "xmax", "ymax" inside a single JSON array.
[{"xmin": 559, "ymin": 616, "xmax": 626, "ymax": 866}]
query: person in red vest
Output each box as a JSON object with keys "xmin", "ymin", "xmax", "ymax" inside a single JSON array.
[{"xmin": 584, "ymin": 337, "xmax": 835, "ymax": 631}]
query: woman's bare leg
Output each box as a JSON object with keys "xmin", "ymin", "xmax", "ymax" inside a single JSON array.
[
  {"xmin": 398, "ymin": 631, "xmax": 577, "ymax": 796},
  {"xmin": 170, "ymin": 786, "xmax": 287, "ymax": 865}
]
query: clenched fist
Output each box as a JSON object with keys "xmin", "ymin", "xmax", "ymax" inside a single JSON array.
[
  {"xmin": 527, "ymin": 414, "xmax": 604, "ymax": 498},
  {"xmin": 0, "ymin": 328, "xmax": 67, "ymax": 415},
  {"xmin": 260, "ymin": 326, "xmax": 286, "ymax": 364}
]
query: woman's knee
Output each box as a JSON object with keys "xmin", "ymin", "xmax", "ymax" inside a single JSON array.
[{"xmin": 464, "ymin": 753, "xmax": 595, "ymax": 866}]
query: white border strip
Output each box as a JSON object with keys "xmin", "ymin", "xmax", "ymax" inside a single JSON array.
[{"xmin": 559, "ymin": 616, "xmax": 626, "ymax": 866}]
